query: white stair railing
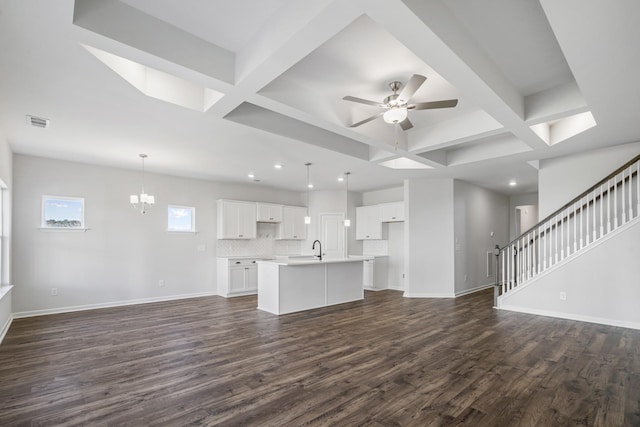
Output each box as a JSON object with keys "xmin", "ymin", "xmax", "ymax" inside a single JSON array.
[{"xmin": 496, "ymin": 155, "xmax": 640, "ymax": 301}]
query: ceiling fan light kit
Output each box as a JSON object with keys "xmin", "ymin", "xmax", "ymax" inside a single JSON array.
[
  {"xmin": 343, "ymin": 74, "xmax": 458, "ymax": 131},
  {"xmin": 383, "ymin": 106, "xmax": 408, "ymax": 124}
]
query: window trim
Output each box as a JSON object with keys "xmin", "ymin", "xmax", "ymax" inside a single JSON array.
[
  {"xmin": 41, "ymin": 195, "xmax": 86, "ymax": 230},
  {"xmin": 167, "ymin": 205, "xmax": 196, "ymax": 233}
]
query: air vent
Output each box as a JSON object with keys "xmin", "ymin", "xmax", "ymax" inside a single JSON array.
[{"xmin": 26, "ymin": 115, "xmax": 50, "ymax": 129}]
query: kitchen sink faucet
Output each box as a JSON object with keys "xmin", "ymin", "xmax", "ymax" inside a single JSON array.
[{"xmin": 312, "ymin": 240, "xmax": 322, "ymax": 261}]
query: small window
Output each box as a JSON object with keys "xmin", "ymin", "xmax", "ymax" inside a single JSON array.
[
  {"xmin": 168, "ymin": 205, "xmax": 195, "ymax": 232},
  {"xmin": 42, "ymin": 196, "xmax": 85, "ymax": 229}
]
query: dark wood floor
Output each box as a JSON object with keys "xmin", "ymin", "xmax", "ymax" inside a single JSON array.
[{"xmin": 1, "ymin": 289, "xmax": 639, "ymax": 426}]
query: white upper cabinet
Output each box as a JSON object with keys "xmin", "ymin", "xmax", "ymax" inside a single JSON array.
[
  {"xmin": 380, "ymin": 202, "xmax": 404, "ymax": 222},
  {"xmin": 256, "ymin": 203, "xmax": 283, "ymax": 223},
  {"xmin": 217, "ymin": 200, "xmax": 257, "ymax": 239},
  {"xmin": 277, "ymin": 206, "xmax": 307, "ymax": 240},
  {"xmin": 356, "ymin": 205, "xmax": 382, "ymax": 240}
]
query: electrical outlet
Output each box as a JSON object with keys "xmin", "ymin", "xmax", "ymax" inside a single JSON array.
[
  {"xmin": 196, "ymin": 244, "xmax": 206, "ymax": 252},
  {"xmin": 51, "ymin": 288, "xmax": 58, "ymax": 296},
  {"xmin": 158, "ymin": 280, "xmax": 165, "ymax": 288},
  {"xmin": 559, "ymin": 291, "xmax": 567, "ymax": 301},
  {"xmin": 464, "ymin": 274, "xmax": 468, "ymax": 282}
]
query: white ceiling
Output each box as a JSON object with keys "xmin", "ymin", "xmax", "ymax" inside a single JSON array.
[{"xmin": 0, "ymin": 0, "xmax": 639, "ymax": 196}]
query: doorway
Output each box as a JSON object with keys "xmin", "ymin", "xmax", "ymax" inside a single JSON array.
[{"xmin": 515, "ymin": 205, "xmax": 538, "ymax": 236}]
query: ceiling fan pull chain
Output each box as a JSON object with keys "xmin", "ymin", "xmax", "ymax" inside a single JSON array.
[{"xmin": 394, "ymin": 123, "xmax": 399, "ymax": 151}]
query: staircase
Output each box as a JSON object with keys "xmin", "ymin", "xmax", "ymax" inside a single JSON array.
[{"xmin": 495, "ymin": 154, "xmax": 640, "ymax": 307}]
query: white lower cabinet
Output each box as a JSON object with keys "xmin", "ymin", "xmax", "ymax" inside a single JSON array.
[
  {"xmin": 217, "ymin": 258, "xmax": 259, "ymax": 297},
  {"xmin": 362, "ymin": 256, "xmax": 389, "ymax": 290},
  {"xmin": 363, "ymin": 259, "xmax": 374, "ymax": 289}
]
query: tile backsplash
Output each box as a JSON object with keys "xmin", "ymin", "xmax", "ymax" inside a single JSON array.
[
  {"xmin": 216, "ymin": 223, "xmax": 302, "ymax": 258},
  {"xmin": 363, "ymin": 239, "xmax": 388, "ymax": 256}
]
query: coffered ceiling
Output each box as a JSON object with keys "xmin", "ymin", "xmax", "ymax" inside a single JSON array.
[{"xmin": 0, "ymin": 0, "xmax": 638, "ymax": 195}]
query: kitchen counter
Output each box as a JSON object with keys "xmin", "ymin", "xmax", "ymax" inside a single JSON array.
[
  {"xmin": 257, "ymin": 257, "xmax": 367, "ymax": 266},
  {"xmin": 257, "ymin": 257, "xmax": 364, "ymax": 315}
]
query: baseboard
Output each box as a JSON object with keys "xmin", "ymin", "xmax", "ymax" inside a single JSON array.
[
  {"xmin": 0, "ymin": 313, "xmax": 13, "ymax": 345},
  {"xmin": 12, "ymin": 291, "xmax": 219, "ymax": 319},
  {"xmin": 403, "ymin": 292, "xmax": 456, "ymax": 298},
  {"xmin": 402, "ymin": 284, "xmax": 492, "ymax": 299},
  {"xmin": 455, "ymin": 283, "xmax": 494, "ymax": 297},
  {"xmin": 500, "ymin": 304, "xmax": 640, "ymax": 331},
  {"xmin": 363, "ymin": 287, "xmax": 384, "ymax": 291},
  {"xmin": 219, "ymin": 290, "xmax": 258, "ymax": 298}
]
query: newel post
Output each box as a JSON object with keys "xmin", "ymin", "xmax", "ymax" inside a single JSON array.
[{"xmin": 493, "ymin": 244, "xmax": 500, "ymax": 308}]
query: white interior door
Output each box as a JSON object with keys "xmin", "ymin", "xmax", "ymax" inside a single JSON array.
[{"xmin": 320, "ymin": 213, "xmax": 345, "ymax": 259}]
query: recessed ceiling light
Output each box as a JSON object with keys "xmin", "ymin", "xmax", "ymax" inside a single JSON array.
[
  {"xmin": 248, "ymin": 173, "xmax": 255, "ymax": 178},
  {"xmin": 308, "ymin": 183, "xmax": 314, "ymax": 189},
  {"xmin": 274, "ymin": 164, "xmax": 283, "ymax": 169},
  {"xmin": 337, "ymin": 177, "xmax": 344, "ymax": 182},
  {"xmin": 509, "ymin": 180, "xmax": 517, "ymax": 186}
]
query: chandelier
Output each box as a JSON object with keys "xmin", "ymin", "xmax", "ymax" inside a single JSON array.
[{"xmin": 130, "ymin": 154, "xmax": 155, "ymax": 214}]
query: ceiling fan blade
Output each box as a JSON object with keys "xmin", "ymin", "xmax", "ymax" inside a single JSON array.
[
  {"xmin": 409, "ymin": 99, "xmax": 459, "ymax": 110},
  {"xmin": 398, "ymin": 117, "xmax": 413, "ymax": 131},
  {"xmin": 342, "ymin": 96, "xmax": 384, "ymax": 108},
  {"xmin": 397, "ymin": 74, "xmax": 427, "ymax": 103},
  {"xmin": 349, "ymin": 111, "xmax": 384, "ymax": 128}
]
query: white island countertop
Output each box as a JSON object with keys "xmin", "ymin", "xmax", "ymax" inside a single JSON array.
[{"xmin": 257, "ymin": 256, "xmax": 370, "ymax": 266}]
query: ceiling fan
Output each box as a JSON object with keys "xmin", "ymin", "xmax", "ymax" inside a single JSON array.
[{"xmin": 343, "ymin": 74, "xmax": 458, "ymax": 131}]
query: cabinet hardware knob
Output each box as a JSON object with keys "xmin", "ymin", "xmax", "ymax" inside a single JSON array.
[{"xmin": 235, "ymin": 261, "xmax": 241, "ymax": 264}]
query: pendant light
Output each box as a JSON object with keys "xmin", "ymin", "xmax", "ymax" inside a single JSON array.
[
  {"xmin": 304, "ymin": 162, "xmax": 312, "ymax": 225},
  {"xmin": 130, "ymin": 154, "xmax": 155, "ymax": 214},
  {"xmin": 344, "ymin": 172, "xmax": 351, "ymax": 227}
]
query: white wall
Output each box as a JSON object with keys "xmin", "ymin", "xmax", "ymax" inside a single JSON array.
[
  {"xmin": 215, "ymin": 183, "xmax": 303, "ymax": 206},
  {"xmin": 11, "ymin": 155, "xmax": 301, "ymax": 315},
  {"xmin": 499, "ymin": 218, "xmax": 640, "ymax": 329},
  {"xmin": 453, "ymin": 180, "xmax": 509, "ymax": 295},
  {"xmin": 347, "ymin": 190, "xmax": 363, "ymax": 256},
  {"xmin": 404, "ymin": 178, "xmax": 455, "ymax": 297},
  {"xmin": 0, "ymin": 130, "xmax": 12, "ymax": 340},
  {"xmin": 362, "ymin": 186, "xmax": 403, "ymax": 205},
  {"xmin": 386, "ymin": 222, "xmax": 404, "ymax": 290},
  {"xmin": 539, "ymin": 142, "xmax": 640, "ymax": 218}
]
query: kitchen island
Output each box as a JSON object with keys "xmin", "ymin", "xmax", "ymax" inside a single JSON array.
[{"xmin": 256, "ymin": 257, "xmax": 364, "ymax": 315}]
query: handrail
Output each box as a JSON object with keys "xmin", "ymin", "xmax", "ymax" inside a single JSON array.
[{"xmin": 502, "ymin": 153, "xmax": 640, "ymax": 249}]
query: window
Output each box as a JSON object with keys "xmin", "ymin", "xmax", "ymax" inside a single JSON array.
[
  {"xmin": 41, "ymin": 196, "xmax": 85, "ymax": 229},
  {"xmin": 168, "ymin": 205, "xmax": 195, "ymax": 232}
]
